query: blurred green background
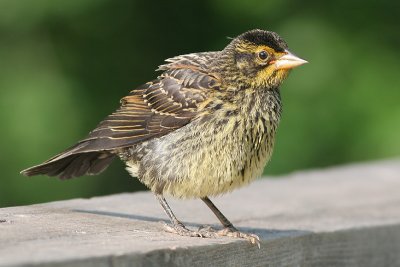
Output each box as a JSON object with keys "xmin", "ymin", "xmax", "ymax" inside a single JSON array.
[{"xmin": 1, "ymin": 0, "xmax": 399, "ymax": 208}]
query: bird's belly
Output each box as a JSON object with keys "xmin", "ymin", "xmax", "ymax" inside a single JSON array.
[{"xmin": 129, "ymin": 115, "xmax": 277, "ymax": 198}]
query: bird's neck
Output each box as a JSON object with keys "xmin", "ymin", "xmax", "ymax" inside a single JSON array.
[
  {"xmin": 216, "ymin": 87, "xmax": 282, "ymax": 121},
  {"xmin": 239, "ymin": 88, "xmax": 282, "ymax": 123},
  {"xmin": 202, "ymin": 87, "xmax": 282, "ymax": 136}
]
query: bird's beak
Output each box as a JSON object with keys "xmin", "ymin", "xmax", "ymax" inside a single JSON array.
[{"xmin": 274, "ymin": 51, "xmax": 308, "ymax": 70}]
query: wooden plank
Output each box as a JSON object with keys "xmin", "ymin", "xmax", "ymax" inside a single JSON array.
[{"xmin": 0, "ymin": 159, "xmax": 399, "ymax": 267}]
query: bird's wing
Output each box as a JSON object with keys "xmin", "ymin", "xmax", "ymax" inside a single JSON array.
[
  {"xmin": 75, "ymin": 52, "xmax": 221, "ymax": 152},
  {"xmin": 21, "ymin": 52, "xmax": 221, "ymax": 179}
]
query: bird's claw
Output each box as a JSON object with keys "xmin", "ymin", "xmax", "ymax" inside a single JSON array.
[
  {"xmin": 161, "ymin": 222, "xmax": 215, "ymax": 238},
  {"xmin": 217, "ymin": 227, "xmax": 261, "ymax": 248},
  {"xmin": 197, "ymin": 225, "xmax": 260, "ymax": 248},
  {"xmin": 161, "ymin": 222, "xmax": 260, "ymax": 248}
]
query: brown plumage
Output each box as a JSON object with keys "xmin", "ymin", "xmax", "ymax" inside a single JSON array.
[{"xmin": 21, "ymin": 29, "xmax": 307, "ymax": 245}]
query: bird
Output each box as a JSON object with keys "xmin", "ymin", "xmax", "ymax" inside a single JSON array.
[{"xmin": 21, "ymin": 29, "xmax": 307, "ymax": 246}]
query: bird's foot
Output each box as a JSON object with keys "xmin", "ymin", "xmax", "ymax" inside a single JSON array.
[
  {"xmin": 161, "ymin": 222, "xmax": 216, "ymax": 238},
  {"xmin": 197, "ymin": 225, "xmax": 260, "ymax": 247},
  {"xmin": 162, "ymin": 222, "xmax": 260, "ymax": 247}
]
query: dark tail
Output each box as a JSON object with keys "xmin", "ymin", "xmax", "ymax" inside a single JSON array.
[{"xmin": 21, "ymin": 141, "xmax": 116, "ymax": 180}]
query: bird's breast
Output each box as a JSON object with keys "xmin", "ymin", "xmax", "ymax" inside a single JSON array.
[{"xmin": 128, "ymin": 89, "xmax": 282, "ymax": 198}]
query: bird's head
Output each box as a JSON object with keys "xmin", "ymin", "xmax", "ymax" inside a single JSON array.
[{"xmin": 221, "ymin": 29, "xmax": 307, "ymax": 89}]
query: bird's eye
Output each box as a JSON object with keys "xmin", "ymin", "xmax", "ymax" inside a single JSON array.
[{"xmin": 258, "ymin": 51, "xmax": 268, "ymax": 60}]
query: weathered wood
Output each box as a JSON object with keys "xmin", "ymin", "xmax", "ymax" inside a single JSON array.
[{"xmin": 1, "ymin": 159, "xmax": 400, "ymax": 267}]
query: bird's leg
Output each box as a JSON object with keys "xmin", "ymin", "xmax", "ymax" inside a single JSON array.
[
  {"xmin": 155, "ymin": 194, "xmax": 215, "ymax": 238},
  {"xmin": 201, "ymin": 196, "xmax": 234, "ymax": 228},
  {"xmin": 201, "ymin": 197, "xmax": 260, "ymax": 246}
]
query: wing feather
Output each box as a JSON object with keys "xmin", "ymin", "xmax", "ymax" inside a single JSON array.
[
  {"xmin": 21, "ymin": 52, "xmax": 221, "ymax": 179},
  {"xmin": 77, "ymin": 52, "xmax": 220, "ymax": 151}
]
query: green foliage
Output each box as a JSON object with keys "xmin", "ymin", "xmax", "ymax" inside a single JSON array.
[{"xmin": 1, "ymin": 0, "xmax": 399, "ymax": 207}]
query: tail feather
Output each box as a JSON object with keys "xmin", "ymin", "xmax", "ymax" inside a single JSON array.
[{"xmin": 21, "ymin": 141, "xmax": 116, "ymax": 179}]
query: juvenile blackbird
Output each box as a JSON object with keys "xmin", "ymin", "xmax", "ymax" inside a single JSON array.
[{"xmin": 21, "ymin": 29, "xmax": 307, "ymax": 245}]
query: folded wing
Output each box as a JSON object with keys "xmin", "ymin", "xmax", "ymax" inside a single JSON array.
[{"xmin": 21, "ymin": 52, "xmax": 220, "ymax": 179}]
